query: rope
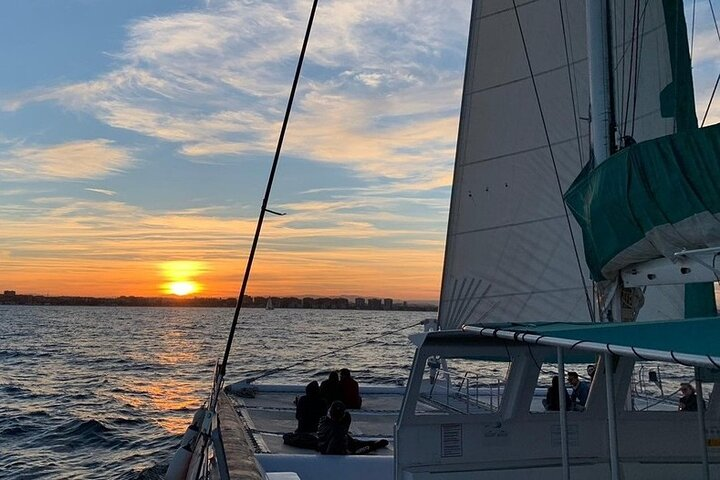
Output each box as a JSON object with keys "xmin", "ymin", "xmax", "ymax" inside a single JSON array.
[
  {"xmin": 511, "ymin": 0, "xmax": 596, "ymax": 323},
  {"xmin": 240, "ymin": 320, "xmax": 424, "ymax": 383}
]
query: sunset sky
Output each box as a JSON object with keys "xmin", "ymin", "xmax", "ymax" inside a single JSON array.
[{"xmin": 1, "ymin": 1, "xmax": 719, "ymax": 301}]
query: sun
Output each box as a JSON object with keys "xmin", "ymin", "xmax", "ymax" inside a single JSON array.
[
  {"xmin": 169, "ymin": 281, "xmax": 198, "ymax": 296},
  {"xmin": 159, "ymin": 261, "xmax": 205, "ymax": 296}
]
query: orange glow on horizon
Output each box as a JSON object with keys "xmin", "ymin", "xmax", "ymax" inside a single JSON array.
[{"xmin": 2, "ymin": 248, "xmax": 446, "ymax": 301}]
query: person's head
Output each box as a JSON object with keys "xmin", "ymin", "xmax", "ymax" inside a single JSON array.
[
  {"xmin": 339, "ymin": 368, "xmax": 351, "ymax": 380},
  {"xmin": 306, "ymin": 380, "xmax": 320, "ymax": 396},
  {"xmin": 551, "ymin": 375, "xmax": 559, "ymax": 388},
  {"xmin": 567, "ymin": 372, "xmax": 580, "ymax": 387},
  {"xmin": 328, "ymin": 371, "xmax": 339, "ymax": 382},
  {"xmin": 587, "ymin": 364, "xmax": 596, "ymax": 378},
  {"xmin": 328, "ymin": 400, "xmax": 346, "ymax": 421},
  {"xmin": 680, "ymin": 382, "xmax": 695, "ymax": 396}
]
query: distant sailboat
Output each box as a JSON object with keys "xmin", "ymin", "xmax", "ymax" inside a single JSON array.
[{"xmin": 265, "ymin": 298, "xmax": 274, "ymax": 310}]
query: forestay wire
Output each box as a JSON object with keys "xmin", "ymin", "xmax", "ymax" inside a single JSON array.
[
  {"xmin": 241, "ymin": 320, "xmax": 424, "ymax": 384},
  {"xmin": 220, "ymin": 0, "xmax": 320, "ymax": 377}
]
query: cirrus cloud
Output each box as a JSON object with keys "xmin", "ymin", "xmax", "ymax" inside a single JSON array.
[{"xmin": 0, "ymin": 139, "xmax": 135, "ymax": 181}]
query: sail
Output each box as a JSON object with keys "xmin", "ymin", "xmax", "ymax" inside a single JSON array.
[
  {"xmin": 565, "ymin": 123, "xmax": 720, "ymax": 283},
  {"xmin": 440, "ymin": 0, "xmax": 711, "ymax": 329},
  {"xmin": 439, "ymin": 0, "xmax": 593, "ymax": 329}
]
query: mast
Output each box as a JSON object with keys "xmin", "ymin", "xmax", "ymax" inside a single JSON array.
[
  {"xmin": 587, "ymin": 0, "xmax": 615, "ymax": 164},
  {"xmin": 587, "ymin": 0, "xmax": 621, "ymax": 323}
]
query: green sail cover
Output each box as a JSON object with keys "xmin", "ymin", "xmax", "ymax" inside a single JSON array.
[{"xmin": 564, "ymin": 123, "xmax": 720, "ymax": 281}]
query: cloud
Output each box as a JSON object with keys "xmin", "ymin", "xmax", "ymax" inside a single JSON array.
[
  {"xmin": 0, "ymin": 195, "xmax": 446, "ymax": 298},
  {"xmin": 3, "ymin": 0, "xmax": 469, "ymax": 192},
  {"xmin": 85, "ymin": 188, "xmax": 117, "ymax": 196},
  {"xmin": 0, "ymin": 139, "xmax": 135, "ymax": 181}
]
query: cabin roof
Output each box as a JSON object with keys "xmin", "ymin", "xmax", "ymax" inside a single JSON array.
[{"xmin": 460, "ymin": 316, "xmax": 720, "ymax": 369}]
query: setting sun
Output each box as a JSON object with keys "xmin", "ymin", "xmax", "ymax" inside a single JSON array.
[
  {"xmin": 160, "ymin": 261, "xmax": 205, "ymax": 296},
  {"xmin": 169, "ymin": 281, "xmax": 198, "ymax": 296}
]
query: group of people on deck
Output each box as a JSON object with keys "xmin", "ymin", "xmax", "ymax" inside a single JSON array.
[
  {"xmin": 544, "ymin": 364, "xmax": 702, "ymax": 413},
  {"xmin": 289, "ymin": 368, "xmax": 387, "ymax": 455},
  {"xmin": 544, "ymin": 364, "xmax": 594, "ymax": 411}
]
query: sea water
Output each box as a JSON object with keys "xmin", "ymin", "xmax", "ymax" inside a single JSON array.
[
  {"xmin": 0, "ymin": 306, "xmax": 427, "ymax": 479},
  {"xmin": 1, "ymin": 306, "xmax": 696, "ymax": 479}
]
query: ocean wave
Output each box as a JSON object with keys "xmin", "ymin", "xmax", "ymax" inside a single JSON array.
[{"xmin": 0, "ymin": 384, "xmax": 33, "ymax": 396}]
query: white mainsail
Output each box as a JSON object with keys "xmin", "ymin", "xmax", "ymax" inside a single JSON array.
[
  {"xmin": 439, "ymin": 0, "xmax": 694, "ymax": 329},
  {"xmin": 439, "ymin": 0, "xmax": 592, "ymax": 329}
]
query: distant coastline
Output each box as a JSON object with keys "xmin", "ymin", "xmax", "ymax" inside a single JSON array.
[{"xmin": 0, "ymin": 290, "xmax": 438, "ymax": 312}]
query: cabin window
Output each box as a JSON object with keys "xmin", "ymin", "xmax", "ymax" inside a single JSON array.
[
  {"xmin": 530, "ymin": 362, "xmax": 595, "ymax": 413},
  {"xmin": 414, "ymin": 357, "xmax": 509, "ymax": 415},
  {"xmin": 626, "ymin": 362, "xmax": 716, "ymax": 413}
]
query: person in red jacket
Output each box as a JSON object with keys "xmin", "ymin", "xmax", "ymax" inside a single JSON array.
[{"xmin": 339, "ymin": 368, "xmax": 362, "ymax": 409}]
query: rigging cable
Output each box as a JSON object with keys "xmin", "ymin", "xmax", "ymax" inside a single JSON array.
[
  {"xmin": 219, "ymin": 0, "xmax": 320, "ymax": 377},
  {"xmin": 239, "ymin": 320, "xmax": 424, "ymax": 383},
  {"xmin": 630, "ymin": 0, "xmax": 649, "ymax": 138},
  {"xmin": 701, "ymin": 0, "xmax": 720, "ymax": 126},
  {"xmin": 511, "ymin": 0, "xmax": 596, "ymax": 323},
  {"xmin": 557, "ymin": 0, "xmax": 586, "ymax": 169},
  {"xmin": 691, "ymin": 0, "xmax": 697, "ymax": 60},
  {"xmin": 622, "ymin": 0, "xmax": 640, "ymax": 137}
]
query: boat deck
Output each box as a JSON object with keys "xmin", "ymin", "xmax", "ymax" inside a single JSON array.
[{"xmin": 225, "ymin": 384, "xmax": 410, "ymax": 456}]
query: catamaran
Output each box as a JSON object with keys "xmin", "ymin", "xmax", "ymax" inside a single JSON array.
[{"xmin": 166, "ymin": 0, "xmax": 720, "ymax": 479}]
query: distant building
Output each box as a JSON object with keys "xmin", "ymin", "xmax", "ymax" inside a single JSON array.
[
  {"xmin": 383, "ymin": 298, "xmax": 393, "ymax": 310},
  {"xmin": 367, "ymin": 298, "xmax": 382, "ymax": 310},
  {"xmin": 3, "ymin": 290, "xmax": 16, "ymax": 296},
  {"xmin": 355, "ymin": 297, "xmax": 366, "ymax": 309}
]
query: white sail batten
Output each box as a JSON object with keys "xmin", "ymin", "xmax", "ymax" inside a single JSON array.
[{"xmin": 439, "ymin": 0, "xmax": 593, "ymax": 330}]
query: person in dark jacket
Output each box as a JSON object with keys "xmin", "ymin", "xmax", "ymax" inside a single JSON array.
[
  {"xmin": 318, "ymin": 401, "xmax": 351, "ymax": 454},
  {"xmin": 544, "ymin": 375, "xmax": 571, "ymax": 411},
  {"xmin": 339, "ymin": 368, "xmax": 362, "ymax": 409},
  {"xmin": 567, "ymin": 371, "xmax": 590, "ymax": 408},
  {"xmin": 317, "ymin": 401, "xmax": 388, "ymax": 455},
  {"xmin": 678, "ymin": 382, "xmax": 698, "ymax": 411},
  {"xmin": 295, "ymin": 381, "xmax": 327, "ymax": 433},
  {"xmin": 320, "ymin": 371, "xmax": 342, "ymax": 405}
]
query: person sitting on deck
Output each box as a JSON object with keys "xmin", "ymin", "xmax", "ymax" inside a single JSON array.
[
  {"xmin": 678, "ymin": 382, "xmax": 699, "ymax": 411},
  {"xmin": 567, "ymin": 371, "xmax": 590, "ymax": 409},
  {"xmin": 295, "ymin": 380, "xmax": 327, "ymax": 433},
  {"xmin": 339, "ymin": 368, "xmax": 362, "ymax": 409},
  {"xmin": 320, "ymin": 371, "xmax": 343, "ymax": 405},
  {"xmin": 543, "ymin": 375, "xmax": 571, "ymax": 411},
  {"xmin": 317, "ymin": 401, "xmax": 388, "ymax": 455}
]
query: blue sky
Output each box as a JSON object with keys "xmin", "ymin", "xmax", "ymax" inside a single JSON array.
[
  {"xmin": 0, "ymin": 0, "xmax": 718, "ymax": 300},
  {"xmin": 0, "ymin": 0, "xmax": 471, "ymax": 299}
]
